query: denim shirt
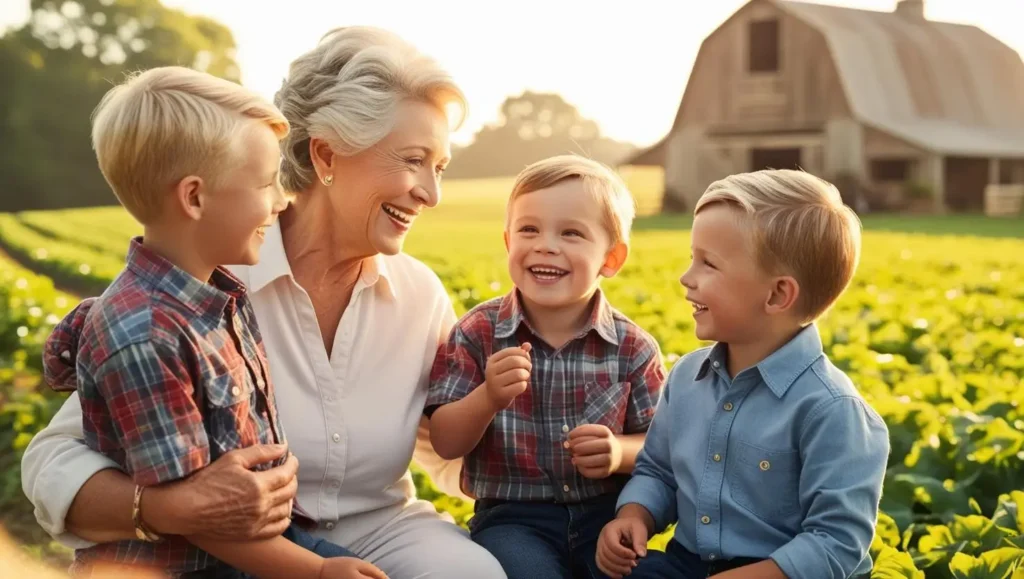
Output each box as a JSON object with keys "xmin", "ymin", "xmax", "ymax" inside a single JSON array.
[{"xmin": 617, "ymin": 324, "xmax": 890, "ymax": 579}]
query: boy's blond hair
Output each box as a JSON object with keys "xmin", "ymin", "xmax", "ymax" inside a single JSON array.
[
  {"xmin": 91, "ymin": 66, "xmax": 289, "ymax": 224},
  {"xmin": 695, "ymin": 169, "xmax": 861, "ymax": 323},
  {"xmin": 506, "ymin": 155, "xmax": 636, "ymax": 245}
]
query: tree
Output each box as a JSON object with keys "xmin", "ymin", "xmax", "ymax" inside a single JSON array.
[
  {"xmin": 0, "ymin": 0, "xmax": 240, "ymax": 211},
  {"xmin": 445, "ymin": 91, "xmax": 636, "ymax": 179}
]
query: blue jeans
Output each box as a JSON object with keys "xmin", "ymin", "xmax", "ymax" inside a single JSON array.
[
  {"xmin": 184, "ymin": 522, "xmax": 357, "ymax": 578},
  {"xmin": 469, "ymin": 492, "xmax": 619, "ymax": 579},
  {"xmin": 627, "ymin": 539, "xmax": 762, "ymax": 578}
]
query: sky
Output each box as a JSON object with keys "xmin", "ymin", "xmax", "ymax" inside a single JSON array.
[{"xmin": 2, "ymin": 0, "xmax": 1022, "ymax": 147}]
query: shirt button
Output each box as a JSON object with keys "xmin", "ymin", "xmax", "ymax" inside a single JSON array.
[
  {"xmin": 230, "ymin": 386, "xmax": 240, "ymax": 396},
  {"xmin": 713, "ymin": 453, "xmax": 722, "ymax": 462},
  {"xmin": 562, "ymin": 425, "xmax": 570, "ymax": 433},
  {"xmin": 563, "ymin": 485, "xmax": 570, "ymax": 492},
  {"xmin": 709, "ymin": 554, "xmax": 717, "ymax": 560},
  {"xmin": 332, "ymin": 433, "xmax": 341, "ymax": 443},
  {"xmin": 701, "ymin": 515, "xmax": 711, "ymax": 524},
  {"xmin": 325, "ymin": 522, "xmax": 335, "ymax": 530},
  {"xmin": 760, "ymin": 460, "xmax": 771, "ymax": 471},
  {"xmin": 712, "ymin": 360, "xmax": 720, "ymax": 369},
  {"xmin": 723, "ymin": 402, "xmax": 734, "ymax": 411}
]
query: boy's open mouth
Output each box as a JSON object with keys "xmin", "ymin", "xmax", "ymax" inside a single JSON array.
[
  {"xmin": 528, "ymin": 265, "xmax": 569, "ymax": 282},
  {"xmin": 382, "ymin": 203, "xmax": 414, "ymax": 225},
  {"xmin": 690, "ymin": 300, "xmax": 709, "ymax": 315}
]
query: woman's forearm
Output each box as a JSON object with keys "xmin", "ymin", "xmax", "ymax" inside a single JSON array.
[{"xmin": 65, "ymin": 469, "xmax": 188, "ymax": 543}]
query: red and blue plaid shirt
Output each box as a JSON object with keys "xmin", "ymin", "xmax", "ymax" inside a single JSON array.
[
  {"xmin": 44, "ymin": 238, "xmax": 286, "ymax": 577},
  {"xmin": 426, "ymin": 289, "xmax": 666, "ymax": 503}
]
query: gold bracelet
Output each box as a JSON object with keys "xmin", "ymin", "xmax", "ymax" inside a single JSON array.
[{"xmin": 132, "ymin": 485, "xmax": 163, "ymax": 542}]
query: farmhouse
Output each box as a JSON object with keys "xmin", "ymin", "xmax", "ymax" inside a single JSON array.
[{"xmin": 628, "ymin": 0, "xmax": 1024, "ymax": 213}]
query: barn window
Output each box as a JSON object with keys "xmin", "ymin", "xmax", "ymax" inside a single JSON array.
[
  {"xmin": 748, "ymin": 19, "xmax": 780, "ymax": 73},
  {"xmin": 870, "ymin": 159, "xmax": 912, "ymax": 182}
]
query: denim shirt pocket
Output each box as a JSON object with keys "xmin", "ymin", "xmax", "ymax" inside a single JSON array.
[
  {"xmin": 582, "ymin": 381, "xmax": 629, "ymax": 434},
  {"xmin": 728, "ymin": 439, "xmax": 802, "ymax": 522}
]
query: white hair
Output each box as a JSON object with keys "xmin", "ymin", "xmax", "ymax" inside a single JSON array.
[{"xmin": 274, "ymin": 26, "xmax": 467, "ymax": 193}]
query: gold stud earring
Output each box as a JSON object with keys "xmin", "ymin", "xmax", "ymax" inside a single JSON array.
[{"xmin": 322, "ymin": 174, "xmax": 334, "ymax": 186}]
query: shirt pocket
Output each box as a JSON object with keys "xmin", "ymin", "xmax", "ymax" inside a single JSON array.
[
  {"xmin": 727, "ymin": 439, "xmax": 802, "ymax": 522},
  {"xmin": 582, "ymin": 381, "xmax": 629, "ymax": 434},
  {"xmin": 205, "ymin": 361, "xmax": 252, "ymax": 408}
]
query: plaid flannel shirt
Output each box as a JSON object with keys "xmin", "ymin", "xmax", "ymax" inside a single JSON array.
[
  {"xmin": 43, "ymin": 238, "xmax": 286, "ymax": 577},
  {"xmin": 426, "ymin": 289, "xmax": 666, "ymax": 503}
]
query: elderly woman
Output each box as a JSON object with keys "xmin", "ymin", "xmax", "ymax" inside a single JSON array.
[{"xmin": 21, "ymin": 26, "xmax": 506, "ymax": 578}]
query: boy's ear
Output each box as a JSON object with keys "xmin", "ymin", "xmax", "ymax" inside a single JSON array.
[
  {"xmin": 173, "ymin": 175, "xmax": 204, "ymax": 221},
  {"xmin": 765, "ymin": 275, "xmax": 800, "ymax": 315},
  {"xmin": 503, "ymin": 230, "xmax": 510, "ymax": 253},
  {"xmin": 599, "ymin": 242, "xmax": 629, "ymax": 278}
]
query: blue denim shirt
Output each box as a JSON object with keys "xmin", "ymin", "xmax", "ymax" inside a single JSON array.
[{"xmin": 617, "ymin": 324, "xmax": 890, "ymax": 579}]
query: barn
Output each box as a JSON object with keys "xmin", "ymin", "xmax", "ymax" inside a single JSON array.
[{"xmin": 628, "ymin": 0, "xmax": 1024, "ymax": 213}]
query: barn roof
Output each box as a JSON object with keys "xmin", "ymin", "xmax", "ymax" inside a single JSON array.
[
  {"xmin": 626, "ymin": 0, "xmax": 1024, "ymax": 164},
  {"xmin": 781, "ymin": 0, "xmax": 1024, "ymax": 157}
]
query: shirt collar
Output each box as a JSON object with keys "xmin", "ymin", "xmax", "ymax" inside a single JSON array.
[
  {"xmin": 694, "ymin": 324, "xmax": 823, "ymax": 398},
  {"xmin": 125, "ymin": 237, "xmax": 243, "ymax": 320},
  {"xmin": 494, "ymin": 288, "xmax": 619, "ymax": 345},
  {"xmin": 247, "ymin": 221, "xmax": 397, "ymax": 300}
]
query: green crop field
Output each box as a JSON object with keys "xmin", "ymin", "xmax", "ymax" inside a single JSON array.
[{"xmin": 1, "ymin": 168, "xmax": 1023, "ymax": 578}]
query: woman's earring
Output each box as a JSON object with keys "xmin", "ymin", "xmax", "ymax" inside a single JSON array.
[{"xmin": 322, "ymin": 174, "xmax": 334, "ymax": 186}]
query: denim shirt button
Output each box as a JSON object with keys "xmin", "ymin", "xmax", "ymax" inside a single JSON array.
[
  {"xmin": 701, "ymin": 515, "xmax": 711, "ymax": 524},
  {"xmin": 563, "ymin": 484, "xmax": 570, "ymax": 492},
  {"xmin": 713, "ymin": 453, "xmax": 722, "ymax": 462},
  {"xmin": 723, "ymin": 402, "xmax": 734, "ymax": 411}
]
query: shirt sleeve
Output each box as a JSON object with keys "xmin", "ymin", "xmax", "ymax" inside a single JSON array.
[
  {"xmin": 623, "ymin": 332, "xmax": 667, "ymax": 433},
  {"xmin": 615, "ymin": 364, "xmax": 679, "ymax": 532},
  {"xmin": 20, "ymin": 391, "xmax": 121, "ymax": 549},
  {"xmin": 769, "ymin": 396, "xmax": 891, "ymax": 579},
  {"xmin": 412, "ymin": 293, "xmax": 468, "ymax": 499},
  {"xmin": 424, "ymin": 320, "xmax": 486, "ymax": 416},
  {"xmin": 81, "ymin": 340, "xmax": 211, "ymax": 487}
]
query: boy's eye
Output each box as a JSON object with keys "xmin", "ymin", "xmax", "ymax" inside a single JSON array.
[
  {"xmin": 563, "ymin": 229, "xmax": 583, "ymax": 238},
  {"xmin": 703, "ymin": 259, "xmax": 716, "ymax": 269},
  {"xmin": 519, "ymin": 226, "xmax": 538, "ymax": 233}
]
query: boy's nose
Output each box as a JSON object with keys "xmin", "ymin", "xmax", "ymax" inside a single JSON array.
[
  {"xmin": 679, "ymin": 268, "xmax": 696, "ymax": 289},
  {"xmin": 534, "ymin": 238, "xmax": 560, "ymax": 254}
]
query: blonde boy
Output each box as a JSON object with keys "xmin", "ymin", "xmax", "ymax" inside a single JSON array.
[
  {"xmin": 425, "ymin": 155, "xmax": 667, "ymax": 579},
  {"xmin": 597, "ymin": 170, "xmax": 890, "ymax": 579},
  {"xmin": 44, "ymin": 66, "xmax": 385, "ymax": 579}
]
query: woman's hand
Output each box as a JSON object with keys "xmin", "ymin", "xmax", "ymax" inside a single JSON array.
[{"xmin": 146, "ymin": 444, "xmax": 299, "ymax": 540}]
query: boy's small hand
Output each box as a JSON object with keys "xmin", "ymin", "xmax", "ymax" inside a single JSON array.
[
  {"xmin": 568, "ymin": 424, "xmax": 622, "ymax": 479},
  {"xmin": 483, "ymin": 343, "xmax": 532, "ymax": 411},
  {"xmin": 318, "ymin": 557, "xmax": 389, "ymax": 579},
  {"xmin": 596, "ymin": 517, "xmax": 648, "ymax": 578}
]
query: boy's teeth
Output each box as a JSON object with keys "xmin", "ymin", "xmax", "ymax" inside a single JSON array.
[{"xmin": 530, "ymin": 267, "xmax": 566, "ymax": 275}]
